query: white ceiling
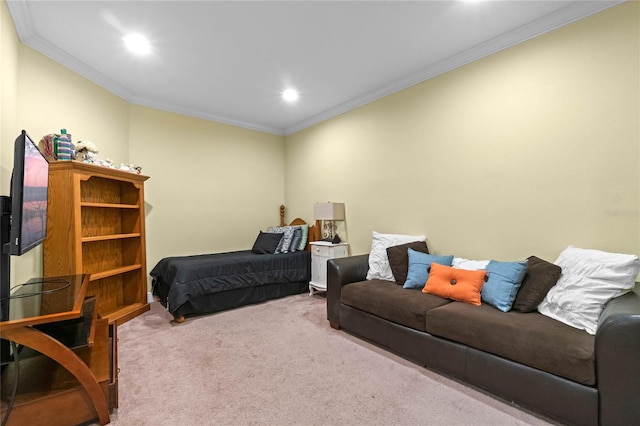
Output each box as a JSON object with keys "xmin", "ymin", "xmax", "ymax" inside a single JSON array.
[{"xmin": 6, "ymin": 1, "xmax": 622, "ymax": 136}]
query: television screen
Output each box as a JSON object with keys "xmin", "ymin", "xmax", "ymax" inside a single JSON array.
[{"xmin": 10, "ymin": 130, "xmax": 50, "ymax": 255}]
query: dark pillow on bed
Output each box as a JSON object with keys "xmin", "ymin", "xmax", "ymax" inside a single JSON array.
[
  {"xmin": 251, "ymin": 231, "xmax": 284, "ymax": 254},
  {"xmin": 386, "ymin": 240, "xmax": 430, "ymax": 284}
]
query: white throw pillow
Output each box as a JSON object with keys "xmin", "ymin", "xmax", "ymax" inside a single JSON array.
[
  {"xmin": 452, "ymin": 257, "xmax": 490, "ymax": 270},
  {"xmin": 538, "ymin": 245, "xmax": 640, "ymax": 335},
  {"xmin": 366, "ymin": 231, "xmax": 426, "ymax": 281}
]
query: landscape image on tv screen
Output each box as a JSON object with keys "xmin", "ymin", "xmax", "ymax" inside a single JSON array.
[{"xmin": 20, "ymin": 137, "xmax": 49, "ymax": 250}]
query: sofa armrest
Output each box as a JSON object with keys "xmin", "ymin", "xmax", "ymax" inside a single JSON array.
[
  {"xmin": 326, "ymin": 254, "xmax": 369, "ymax": 329},
  {"xmin": 596, "ymin": 286, "xmax": 640, "ymax": 425}
]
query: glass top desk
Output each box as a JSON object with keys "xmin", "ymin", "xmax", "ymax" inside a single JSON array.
[
  {"xmin": 0, "ymin": 274, "xmax": 110, "ymax": 425},
  {"xmin": 1, "ymin": 275, "xmax": 87, "ymax": 331}
]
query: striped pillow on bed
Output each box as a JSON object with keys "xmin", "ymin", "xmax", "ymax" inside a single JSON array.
[{"xmin": 266, "ymin": 226, "xmax": 300, "ymax": 253}]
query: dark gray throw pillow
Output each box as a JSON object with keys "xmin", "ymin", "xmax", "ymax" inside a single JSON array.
[
  {"xmin": 512, "ymin": 255, "xmax": 562, "ymax": 313},
  {"xmin": 289, "ymin": 228, "xmax": 302, "ymax": 253},
  {"xmin": 386, "ymin": 240, "xmax": 430, "ymax": 285},
  {"xmin": 251, "ymin": 231, "xmax": 284, "ymax": 254}
]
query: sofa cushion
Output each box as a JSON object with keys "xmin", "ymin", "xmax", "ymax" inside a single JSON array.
[
  {"xmin": 341, "ymin": 280, "xmax": 451, "ymax": 332},
  {"xmin": 386, "ymin": 241, "xmax": 430, "ymax": 285},
  {"xmin": 512, "ymin": 255, "xmax": 561, "ymax": 313},
  {"xmin": 425, "ymin": 302, "xmax": 595, "ymax": 385},
  {"xmin": 423, "ymin": 263, "xmax": 486, "ymax": 306}
]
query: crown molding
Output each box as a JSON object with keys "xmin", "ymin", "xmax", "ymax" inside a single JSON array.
[
  {"xmin": 126, "ymin": 95, "xmax": 287, "ymax": 136},
  {"xmin": 7, "ymin": 1, "xmax": 136, "ymax": 101},
  {"xmin": 26, "ymin": 35, "xmax": 285, "ymax": 135},
  {"xmin": 282, "ymin": 0, "xmax": 624, "ymax": 136},
  {"xmin": 23, "ymin": 34, "xmax": 138, "ymax": 102},
  {"xmin": 7, "ymin": 0, "xmax": 624, "ymax": 138},
  {"xmin": 5, "ymin": 0, "xmax": 33, "ymax": 38}
]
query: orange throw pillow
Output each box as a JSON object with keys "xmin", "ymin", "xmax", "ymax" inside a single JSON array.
[{"xmin": 422, "ymin": 263, "xmax": 486, "ymax": 306}]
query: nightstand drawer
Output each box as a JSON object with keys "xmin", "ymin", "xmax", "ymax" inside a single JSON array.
[{"xmin": 311, "ymin": 245, "xmax": 331, "ymax": 257}]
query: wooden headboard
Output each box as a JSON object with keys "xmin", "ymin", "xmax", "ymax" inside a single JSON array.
[{"xmin": 279, "ymin": 204, "xmax": 319, "ymax": 248}]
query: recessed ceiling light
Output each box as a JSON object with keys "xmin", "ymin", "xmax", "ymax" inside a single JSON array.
[
  {"xmin": 123, "ymin": 33, "xmax": 151, "ymax": 55},
  {"xmin": 282, "ymin": 88, "xmax": 299, "ymax": 102}
]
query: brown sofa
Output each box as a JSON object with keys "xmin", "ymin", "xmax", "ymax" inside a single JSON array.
[{"xmin": 327, "ymin": 254, "xmax": 640, "ymax": 426}]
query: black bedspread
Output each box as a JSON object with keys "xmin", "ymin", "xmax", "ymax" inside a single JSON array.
[{"xmin": 151, "ymin": 250, "xmax": 311, "ymax": 314}]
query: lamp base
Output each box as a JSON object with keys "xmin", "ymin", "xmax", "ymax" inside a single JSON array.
[
  {"xmin": 322, "ymin": 220, "xmax": 337, "ymax": 240},
  {"xmin": 321, "ymin": 234, "xmax": 341, "ymax": 244}
]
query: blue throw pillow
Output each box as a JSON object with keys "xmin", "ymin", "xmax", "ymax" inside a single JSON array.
[
  {"xmin": 403, "ymin": 249, "xmax": 454, "ymax": 289},
  {"xmin": 481, "ymin": 259, "xmax": 528, "ymax": 312}
]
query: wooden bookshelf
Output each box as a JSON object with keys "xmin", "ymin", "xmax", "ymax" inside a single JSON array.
[{"xmin": 44, "ymin": 161, "xmax": 150, "ymax": 325}]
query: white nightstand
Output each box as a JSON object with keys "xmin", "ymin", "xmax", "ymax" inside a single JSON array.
[{"xmin": 309, "ymin": 241, "xmax": 349, "ymax": 295}]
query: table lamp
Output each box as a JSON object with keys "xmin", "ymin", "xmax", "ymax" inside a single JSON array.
[{"xmin": 314, "ymin": 202, "xmax": 345, "ymax": 243}]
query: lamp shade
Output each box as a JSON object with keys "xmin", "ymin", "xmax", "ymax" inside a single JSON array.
[{"xmin": 314, "ymin": 202, "xmax": 345, "ymax": 221}]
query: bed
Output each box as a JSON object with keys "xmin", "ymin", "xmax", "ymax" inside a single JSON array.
[{"xmin": 151, "ymin": 206, "xmax": 318, "ymax": 322}]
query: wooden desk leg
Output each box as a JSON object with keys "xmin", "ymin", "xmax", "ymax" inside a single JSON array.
[{"xmin": 1, "ymin": 326, "xmax": 110, "ymax": 425}]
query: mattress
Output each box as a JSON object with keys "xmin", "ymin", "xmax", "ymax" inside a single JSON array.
[{"xmin": 151, "ymin": 250, "xmax": 311, "ymax": 314}]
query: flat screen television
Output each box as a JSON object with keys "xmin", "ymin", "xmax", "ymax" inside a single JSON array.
[
  {"xmin": 10, "ymin": 130, "xmax": 50, "ymax": 255},
  {"xmin": 1, "ymin": 130, "xmax": 50, "ymax": 322}
]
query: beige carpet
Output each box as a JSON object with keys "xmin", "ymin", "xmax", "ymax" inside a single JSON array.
[{"xmin": 107, "ymin": 294, "xmax": 553, "ymax": 426}]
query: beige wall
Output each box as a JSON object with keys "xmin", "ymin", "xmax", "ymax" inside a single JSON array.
[
  {"xmin": 128, "ymin": 105, "xmax": 285, "ymax": 276},
  {"xmin": 285, "ymin": 2, "xmax": 640, "ymax": 263}
]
